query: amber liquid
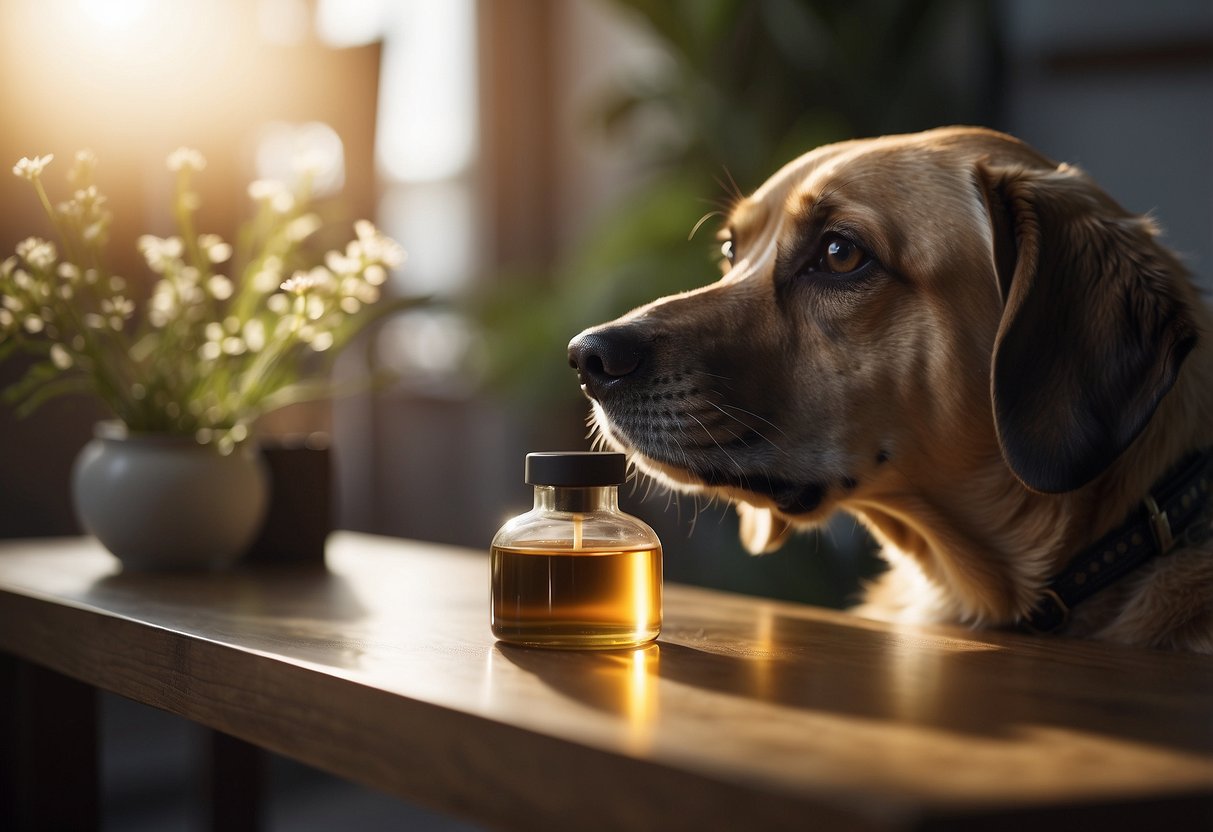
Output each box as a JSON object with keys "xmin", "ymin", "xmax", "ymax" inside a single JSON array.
[{"xmin": 491, "ymin": 544, "xmax": 662, "ymax": 648}]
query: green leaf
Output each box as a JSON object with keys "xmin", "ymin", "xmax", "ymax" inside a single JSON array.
[
  {"xmin": 13, "ymin": 375, "xmax": 94, "ymax": 418},
  {"xmin": 0, "ymin": 337, "xmax": 27, "ymax": 364},
  {"xmin": 253, "ymin": 366, "xmax": 398, "ymax": 415},
  {"xmin": 2, "ymin": 360, "xmax": 62, "ymax": 408}
]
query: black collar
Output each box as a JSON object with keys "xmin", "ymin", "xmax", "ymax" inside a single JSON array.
[{"xmin": 1020, "ymin": 449, "xmax": 1213, "ymax": 634}]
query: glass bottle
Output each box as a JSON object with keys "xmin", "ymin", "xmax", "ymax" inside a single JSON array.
[{"xmin": 490, "ymin": 451, "xmax": 662, "ymax": 649}]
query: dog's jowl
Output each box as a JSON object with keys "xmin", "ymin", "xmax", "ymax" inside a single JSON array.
[{"xmin": 568, "ymin": 126, "xmax": 1213, "ymax": 653}]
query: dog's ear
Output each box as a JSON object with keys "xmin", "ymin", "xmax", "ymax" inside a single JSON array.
[
  {"xmin": 977, "ymin": 162, "xmax": 1198, "ymax": 493},
  {"xmin": 737, "ymin": 502, "xmax": 793, "ymax": 554}
]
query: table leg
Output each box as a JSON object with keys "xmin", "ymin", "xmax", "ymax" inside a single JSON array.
[
  {"xmin": 204, "ymin": 728, "xmax": 265, "ymax": 832},
  {"xmin": 0, "ymin": 653, "xmax": 99, "ymax": 832}
]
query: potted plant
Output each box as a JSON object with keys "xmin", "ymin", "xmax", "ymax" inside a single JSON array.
[{"xmin": 2, "ymin": 149, "xmax": 414, "ymax": 569}]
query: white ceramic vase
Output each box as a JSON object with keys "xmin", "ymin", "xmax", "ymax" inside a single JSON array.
[{"xmin": 71, "ymin": 422, "xmax": 269, "ymax": 571}]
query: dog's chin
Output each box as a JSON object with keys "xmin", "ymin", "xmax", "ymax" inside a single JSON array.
[{"xmin": 589, "ymin": 407, "xmax": 835, "ymax": 525}]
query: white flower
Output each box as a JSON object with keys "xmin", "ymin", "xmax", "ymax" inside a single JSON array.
[
  {"xmin": 149, "ymin": 285, "xmax": 178, "ymax": 326},
  {"xmin": 251, "ymin": 268, "xmax": 279, "ymax": 294},
  {"xmin": 50, "ymin": 343, "xmax": 73, "ymax": 369},
  {"xmin": 221, "ymin": 336, "xmax": 247, "ymax": 355},
  {"xmin": 138, "ymin": 235, "xmax": 185, "ymax": 273},
  {"xmin": 325, "ymin": 250, "xmax": 359, "ymax": 275},
  {"xmin": 83, "ymin": 221, "xmax": 107, "ymax": 242},
  {"xmin": 250, "ymin": 255, "xmax": 284, "ymax": 294},
  {"xmin": 243, "ymin": 319, "xmax": 266, "ymax": 352},
  {"xmin": 198, "ymin": 234, "xmax": 232, "ymax": 264},
  {"xmin": 101, "ymin": 296, "xmax": 135, "ymax": 319},
  {"xmin": 281, "ymin": 270, "xmax": 321, "ymax": 294},
  {"xmin": 205, "ymin": 322, "xmax": 224, "ymax": 341},
  {"xmin": 363, "ymin": 264, "xmax": 387, "ymax": 286},
  {"xmin": 199, "ymin": 341, "xmax": 222, "ymax": 361},
  {"xmin": 248, "ymin": 180, "xmax": 295, "ymax": 214},
  {"xmin": 68, "ymin": 150, "xmax": 98, "ymax": 187},
  {"xmin": 310, "ymin": 331, "xmax": 334, "ymax": 352},
  {"xmin": 1, "ymin": 256, "xmax": 16, "ymax": 278},
  {"xmin": 206, "ymin": 275, "xmax": 234, "ymax": 300},
  {"xmin": 183, "ymin": 284, "xmax": 206, "ymax": 304},
  {"xmin": 74, "ymin": 186, "xmax": 100, "ymax": 204},
  {"xmin": 354, "ymin": 220, "xmax": 406, "ymax": 267},
  {"xmin": 12, "ymin": 154, "xmax": 53, "ymax": 180},
  {"xmin": 16, "ymin": 237, "xmax": 57, "ymax": 271},
  {"xmin": 57, "ymin": 263, "xmax": 81, "ymax": 281},
  {"xmin": 353, "ymin": 283, "xmax": 380, "ymax": 305},
  {"xmin": 23, "ymin": 316, "xmax": 44, "ymax": 333},
  {"xmin": 340, "ymin": 297, "xmax": 361, "ymax": 314},
  {"xmin": 266, "ymin": 293, "xmax": 290, "ymax": 314},
  {"xmin": 166, "ymin": 147, "xmax": 206, "ymax": 172},
  {"xmin": 99, "ymin": 295, "xmax": 133, "ymax": 331}
]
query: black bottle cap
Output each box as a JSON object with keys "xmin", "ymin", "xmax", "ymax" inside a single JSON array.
[{"xmin": 525, "ymin": 452, "xmax": 627, "ymax": 486}]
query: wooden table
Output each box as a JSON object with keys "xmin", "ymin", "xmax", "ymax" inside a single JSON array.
[{"xmin": 0, "ymin": 532, "xmax": 1210, "ymax": 831}]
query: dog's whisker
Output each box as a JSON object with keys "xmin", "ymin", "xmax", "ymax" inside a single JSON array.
[
  {"xmin": 714, "ymin": 402, "xmax": 789, "ymax": 438},
  {"xmin": 687, "ymin": 411, "xmax": 749, "ymax": 487},
  {"xmin": 702, "ymin": 412, "xmax": 749, "ymax": 446},
  {"xmin": 688, "ymin": 210, "xmax": 725, "ymax": 241},
  {"xmin": 715, "ymin": 165, "xmax": 745, "ymax": 206},
  {"xmin": 706, "ymin": 401, "xmax": 785, "ymax": 452}
]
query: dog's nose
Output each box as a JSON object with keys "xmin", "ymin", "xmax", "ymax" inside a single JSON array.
[{"xmin": 567, "ymin": 327, "xmax": 645, "ymax": 399}]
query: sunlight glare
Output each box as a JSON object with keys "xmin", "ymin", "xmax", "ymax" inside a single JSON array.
[
  {"xmin": 254, "ymin": 121, "xmax": 346, "ymax": 197},
  {"xmin": 77, "ymin": 0, "xmax": 152, "ymax": 33},
  {"xmin": 375, "ymin": 0, "xmax": 477, "ymax": 182}
]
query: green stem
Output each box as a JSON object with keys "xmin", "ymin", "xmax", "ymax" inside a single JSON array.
[
  {"xmin": 174, "ymin": 170, "xmax": 207, "ymax": 273},
  {"xmin": 30, "ymin": 178, "xmax": 83, "ymax": 266}
]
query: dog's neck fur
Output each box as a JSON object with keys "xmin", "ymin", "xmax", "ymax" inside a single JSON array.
[
  {"xmin": 851, "ymin": 448, "xmax": 1069, "ymax": 626},
  {"xmin": 851, "ymin": 301, "xmax": 1213, "ymax": 631}
]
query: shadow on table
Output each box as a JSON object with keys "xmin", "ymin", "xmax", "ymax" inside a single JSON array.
[{"xmin": 494, "ymin": 612, "xmax": 1213, "ymax": 757}]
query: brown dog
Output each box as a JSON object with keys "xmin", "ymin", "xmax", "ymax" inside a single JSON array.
[{"xmin": 568, "ymin": 126, "xmax": 1213, "ymax": 652}]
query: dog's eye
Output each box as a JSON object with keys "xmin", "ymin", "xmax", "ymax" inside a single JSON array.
[
  {"xmin": 721, "ymin": 239, "xmax": 735, "ymax": 263},
  {"xmin": 819, "ymin": 235, "xmax": 866, "ymax": 274}
]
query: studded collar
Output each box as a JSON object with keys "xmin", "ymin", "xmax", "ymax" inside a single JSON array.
[{"xmin": 1020, "ymin": 450, "xmax": 1213, "ymax": 634}]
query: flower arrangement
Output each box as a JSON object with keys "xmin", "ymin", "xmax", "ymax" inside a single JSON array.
[{"xmin": 2, "ymin": 148, "xmax": 412, "ymax": 451}]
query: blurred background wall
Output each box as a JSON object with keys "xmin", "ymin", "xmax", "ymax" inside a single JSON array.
[
  {"xmin": 0, "ymin": 0, "xmax": 1209, "ymax": 828},
  {"xmin": 2, "ymin": 0, "xmax": 1209, "ymax": 604}
]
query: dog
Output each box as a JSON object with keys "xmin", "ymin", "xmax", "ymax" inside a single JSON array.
[{"xmin": 567, "ymin": 126, "xmax": 1213, "ymax": 653}]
